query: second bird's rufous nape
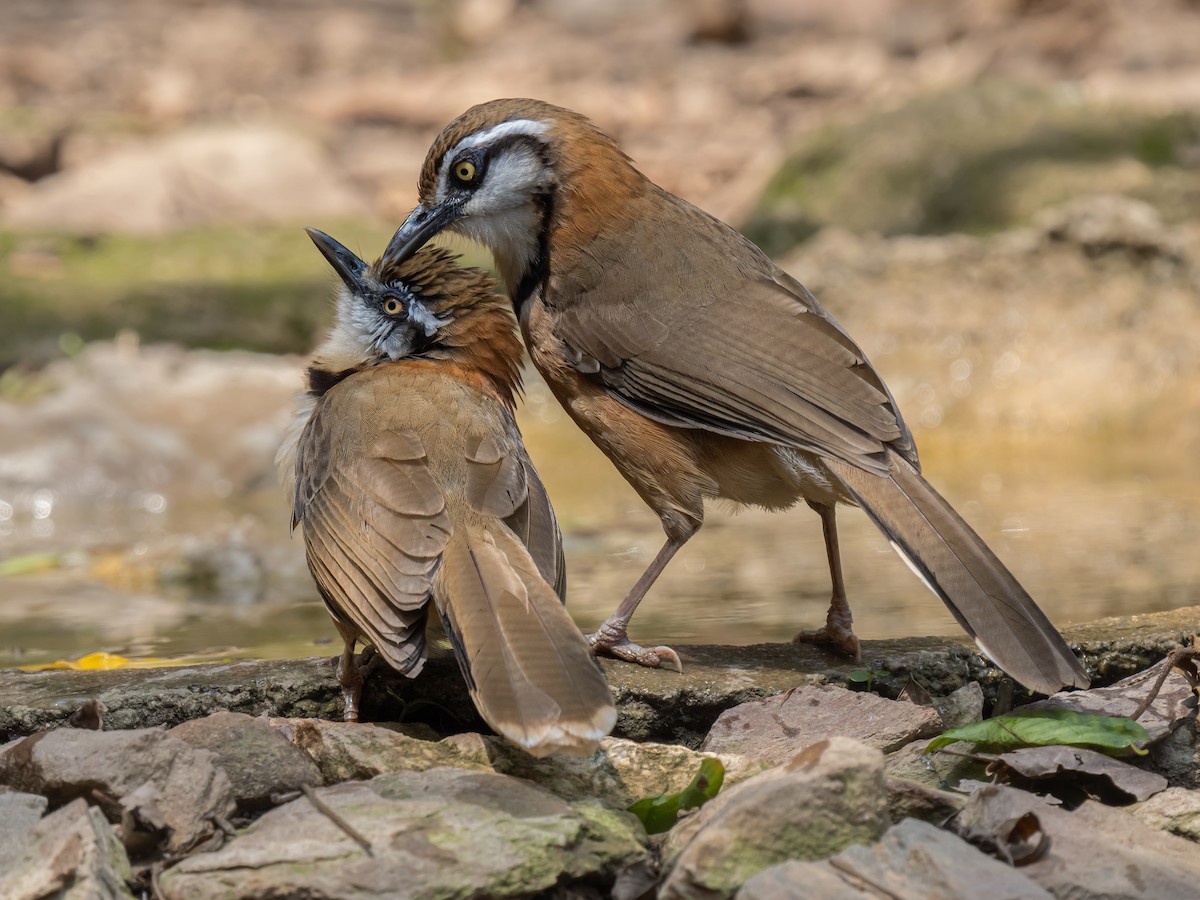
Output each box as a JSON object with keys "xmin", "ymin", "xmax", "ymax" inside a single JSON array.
[
  {"xmin": 276, "ymin": 228, "xmax": 616, "ymax": 756},
  {"xmin": 382, "ymin": 98, "xmax": 1090, "ymax": 696}
]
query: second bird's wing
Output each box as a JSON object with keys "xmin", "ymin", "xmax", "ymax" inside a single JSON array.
[{"xmin": 296, "ymin": 402, "xmax": 451, "ymax": 677}]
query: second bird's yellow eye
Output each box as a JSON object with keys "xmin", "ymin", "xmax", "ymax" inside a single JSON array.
[
  {"xmin": 454, "ymin": 160, "xmax": 477, "ymax": 182},
  {"xmin": 383, "ymin": 297, "xmax": 403, "ymax": 316}
]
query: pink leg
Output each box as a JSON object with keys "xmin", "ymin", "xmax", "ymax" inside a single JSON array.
[
  {"xmin": 589, "ymin": 535, "xmax": 686, "ymax": 671},
  {"xmin": 793, "ymin": 501, "xmax": 862, "ymax": 660}
]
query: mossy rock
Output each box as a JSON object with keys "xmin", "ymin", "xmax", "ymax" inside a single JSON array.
[
  {"xmin": 0, "ymin": 224, "xmax": 495, "ymax": 367},
  {"xmin": 743, "ymin": 81, "xmax": 1200, "ymax": 255}
]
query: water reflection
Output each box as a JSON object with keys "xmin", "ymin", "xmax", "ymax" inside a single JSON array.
[{"xmin": 2, "ymin": 371, "xmax": 1198, "ymax": 668}]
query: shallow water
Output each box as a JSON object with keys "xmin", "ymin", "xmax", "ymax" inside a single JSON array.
[{"xmin": 2, "ymin": 371, "xmax": 1197, "ymax": 670}]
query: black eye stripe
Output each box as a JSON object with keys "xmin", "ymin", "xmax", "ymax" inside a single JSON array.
[{"xmin": 445, "ymin": 133, "xmax": 548, "ymax": 187}]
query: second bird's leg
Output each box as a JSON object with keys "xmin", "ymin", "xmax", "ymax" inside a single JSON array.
[
  {"xmin": 334, "ymin": 624, "xmax": 381, "ymax": 722},
  {"xmin": 793, "ymin": 501, "xmax": 862, "ymax": 660},
  {"xmin": 589, "ymin": 535, "xmax": 686, "ymax": 671}
]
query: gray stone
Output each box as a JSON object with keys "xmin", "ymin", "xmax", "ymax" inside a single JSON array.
[
  {"xmin": 445, "ymin": 732, "xmax": 766, "ymax": 807},
  {"xmin": 660, "ymin": 736, "xmax": 890, "ymax": 899},
  {"xmin": 159, "ymin": 767, "xmax": 648, "ymax": 899},
  {"xmin": 885, "ymin": 737, "xmax": 986, "ymax": 792},
  {"xmin": 935, "ymin": 681, "xmax": 984, "ymax": 730},
  {"xmin": 0, "ymin": 798, "xmax": 134, "ymax": 900},
  {"xmin": 1132, "ymin": 787, "xmax": 1200, "ymax": 842},
  {"xmin": 268, "ymin": 717, "xmax": 490, "ymax": 783},
  {"xmin": 956, "ymin": 784, "xmax": 1200, "ymax": 899},
  {"xmin": 170, "ymin": 711, "xmax": 321, "ymax": 807},
  {"xmin": 1146, "ymin": 717, "xmax": 1198, "ymax": 788},
  {"xmin": 737, "ymin": 818, "xmax": 1051, "ymax": 899},
  {"xmin": 0, "ymin": 791, "xmax": 49, "ymax": 870},
  {"xmin": 885, "ymin": 776, "xmax": 965, "ymax": 823},
  {"xmin": 701, "ymin": 684, "xmax": 942, "ymax": 765},
  {"xmin": 0, "ymin": 727, "xmax": 234, "ymax": 852}
]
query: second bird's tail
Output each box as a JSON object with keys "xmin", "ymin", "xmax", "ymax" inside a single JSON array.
[
  {"xmin": 826, "ymin": 447, "xmax": 1090, "ymax": 695},
  {"xmin": 435, "ymin": 522, "xmax": 617, "ymax": 756}
]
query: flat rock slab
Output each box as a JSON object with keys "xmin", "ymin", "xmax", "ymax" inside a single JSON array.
[
  {"xmin": 159, "ymin": 767, "xmax": 648, "ymax": 900},
  {"xmin": 701, "ymin": 684, "xmax": 942, "ymax": 764},
  {"xmin": 2, "ymin": 605, "xmax": 1197, "ymax": 744},
  {"xmin": 171, "ymin": 711, "xmax": 320, "ymax": 808},
  {"xmin": 0, "ymin": 727, "xmax": 234, "ymax": 853},
  {"xmin": 267, "ymin": 717, "xmax": 491, "ymax": 783},
  {"xmin": 737, "ymin": 817, "xmax": 1052, "ymax": 899},
  {"xmin": 955, "ymin": 784, "xmax": 1200, "ymax": 899}
]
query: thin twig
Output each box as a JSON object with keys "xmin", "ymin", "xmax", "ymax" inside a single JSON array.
[
  {"xmin": 150, "ymin": 863, "xmax": 167, "ymax": 900},
  {"xmin": 827, "ymin": 858, "xmax": 906, "ymax": 899},
  {"xmin": 301, "ymin": 784, "xmax": 373, "ymax": 856},
  {"xmin": 1130, "ymin": 647, "xmax": 1197, "ymax": 721}
]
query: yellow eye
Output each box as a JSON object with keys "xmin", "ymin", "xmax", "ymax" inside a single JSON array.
[
  {"xmin": 383, "ymin": 297, "xmax": 403, "ymax": 316},
  {"xmin": 453, "ymin": 159, "xmax": 477, "ymax": 183}
]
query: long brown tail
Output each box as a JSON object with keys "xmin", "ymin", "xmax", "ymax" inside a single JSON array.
[
  {"xmin": 435, "ymin": 522, "xmax": 616, "ymax": 756},
  {"xmin": 826, "ymin": 447, "xmax": 1089, "ymax": 695}
]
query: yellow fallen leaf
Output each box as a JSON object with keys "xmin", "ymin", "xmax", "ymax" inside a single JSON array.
[{"xmin": 18, "ymin": 651, "xmax": 183, "ymax": 672}]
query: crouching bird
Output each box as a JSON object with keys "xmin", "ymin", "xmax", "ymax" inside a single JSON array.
[
  {"xmin": 276, "ymin": 227, "xmax": 616, "ymax": 755},
  {"xmin": 380, "ymin": 98, "xmax": 1090, "ymax": 696}
]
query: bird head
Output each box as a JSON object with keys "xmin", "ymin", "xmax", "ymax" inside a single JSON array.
[
  {"xmin": 305, "ymin": 227, "xmax": 524, "ymax": 405},
  {"xmin": 382, "ymin": 99, "xmax": 640, "ymax": 301},
  {"xmin": 305, "ymin": 227, "xmax": 450, "ymax": 371}
]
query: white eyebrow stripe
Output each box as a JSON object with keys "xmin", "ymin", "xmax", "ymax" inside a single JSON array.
[{"xmin": 437, "ymin": 119, "xmax": 552, "ymax": 188}]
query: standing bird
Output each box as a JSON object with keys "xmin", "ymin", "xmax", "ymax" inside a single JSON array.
[
  {"xmin": 276, "ymin": 228, "xmax": 616, "ymax": 756},
  {"xmin": 380, "ymin": 98, "xmax": 1091, "ymax": 696}
]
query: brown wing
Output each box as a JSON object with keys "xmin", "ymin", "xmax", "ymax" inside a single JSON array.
[
  {"xmin": 465, "ymin": 429, "xmax": 567, "ymax": 601},
  {"xmin": 553, "ymin": 257, "xmax": 917, "ymax": 476},
  {"xmin": 295, "ymin": 405, "xmax": 451, "ymax": 676}
]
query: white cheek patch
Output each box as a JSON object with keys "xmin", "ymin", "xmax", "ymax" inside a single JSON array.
[{"xmin": 468, "ymin": 145, "xmax": 550, "ymax": 210}]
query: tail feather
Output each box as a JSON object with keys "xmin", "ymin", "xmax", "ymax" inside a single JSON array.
[
  {"xmin": 435, "ymin": 523, "xmax": 616, "ymax": 756},
  {"xmin": 826, "ymin": 447, "xmax": 1089, "ymax": 695}
]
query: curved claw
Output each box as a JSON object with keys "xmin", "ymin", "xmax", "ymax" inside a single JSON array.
[
  {"xmin": 592, "ymin": 636, "xmax": 683, "ymax": 672},
  {"xmin": 588, "ymin": 617, "xmax": 683, "ymax": 672}
]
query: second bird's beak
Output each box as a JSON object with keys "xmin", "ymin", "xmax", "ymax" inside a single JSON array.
[
  {"xmin": 305, "ymin": 227, "xmax": 368, "ymax": 293},
  {"xmin": 382, "ymin": 202, "xmax": 461, "ymax": 268}
]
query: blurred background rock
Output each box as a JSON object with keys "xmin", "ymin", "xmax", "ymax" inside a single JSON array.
[{"xmin": 1, "ymin": 0, "xmax": 1198, "ymax": 667}]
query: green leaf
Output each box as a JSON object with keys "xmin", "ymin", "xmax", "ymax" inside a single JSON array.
[
  {"xmin": 627, "ymin": 758, "xmax": 725, "ymax": 835},
  {"xmin": 846, "ymin": 668, "xmax": 890, "ymax": 691},
  {"xmin": 0, "ymin": 552, "xmax": 62, "ymax": 577},
  {"xmin": 925, "ymin": 707, "xmax": 1150, "ymax": 756}
]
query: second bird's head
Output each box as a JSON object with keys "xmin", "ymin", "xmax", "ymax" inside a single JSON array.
[{"xmin": 303, "ymin": 228, "xmax": 522, "ymax": 398}]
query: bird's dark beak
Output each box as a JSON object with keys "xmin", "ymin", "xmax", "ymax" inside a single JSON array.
[
  {"xmin": 305, "ymin": 227, "xmax": 368, "ymax": 292},
  {"xmin": 381, "ymin": 202, "xmax": 462, "ymax": 268}
]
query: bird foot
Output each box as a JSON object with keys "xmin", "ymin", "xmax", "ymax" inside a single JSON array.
[
  {"xmin": 793, "ymin": 620, "xmax": 862, "ymax": 661},
  {"xmin": 589, "ymin": 619, "xmax": 682, "ymax": 672},
  {"xmin": 336, "ymin": 647, "xmax": 380, "ymax": 722}
]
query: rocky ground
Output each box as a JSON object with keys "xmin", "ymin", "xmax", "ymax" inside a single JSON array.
[
  {"xmin": 1, "ymin": 606, "xmax": 1198, "ymax": 898},
  {"xmin": 4, "ymin": 1, "xmax": 1200, "ymax": 897}
]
